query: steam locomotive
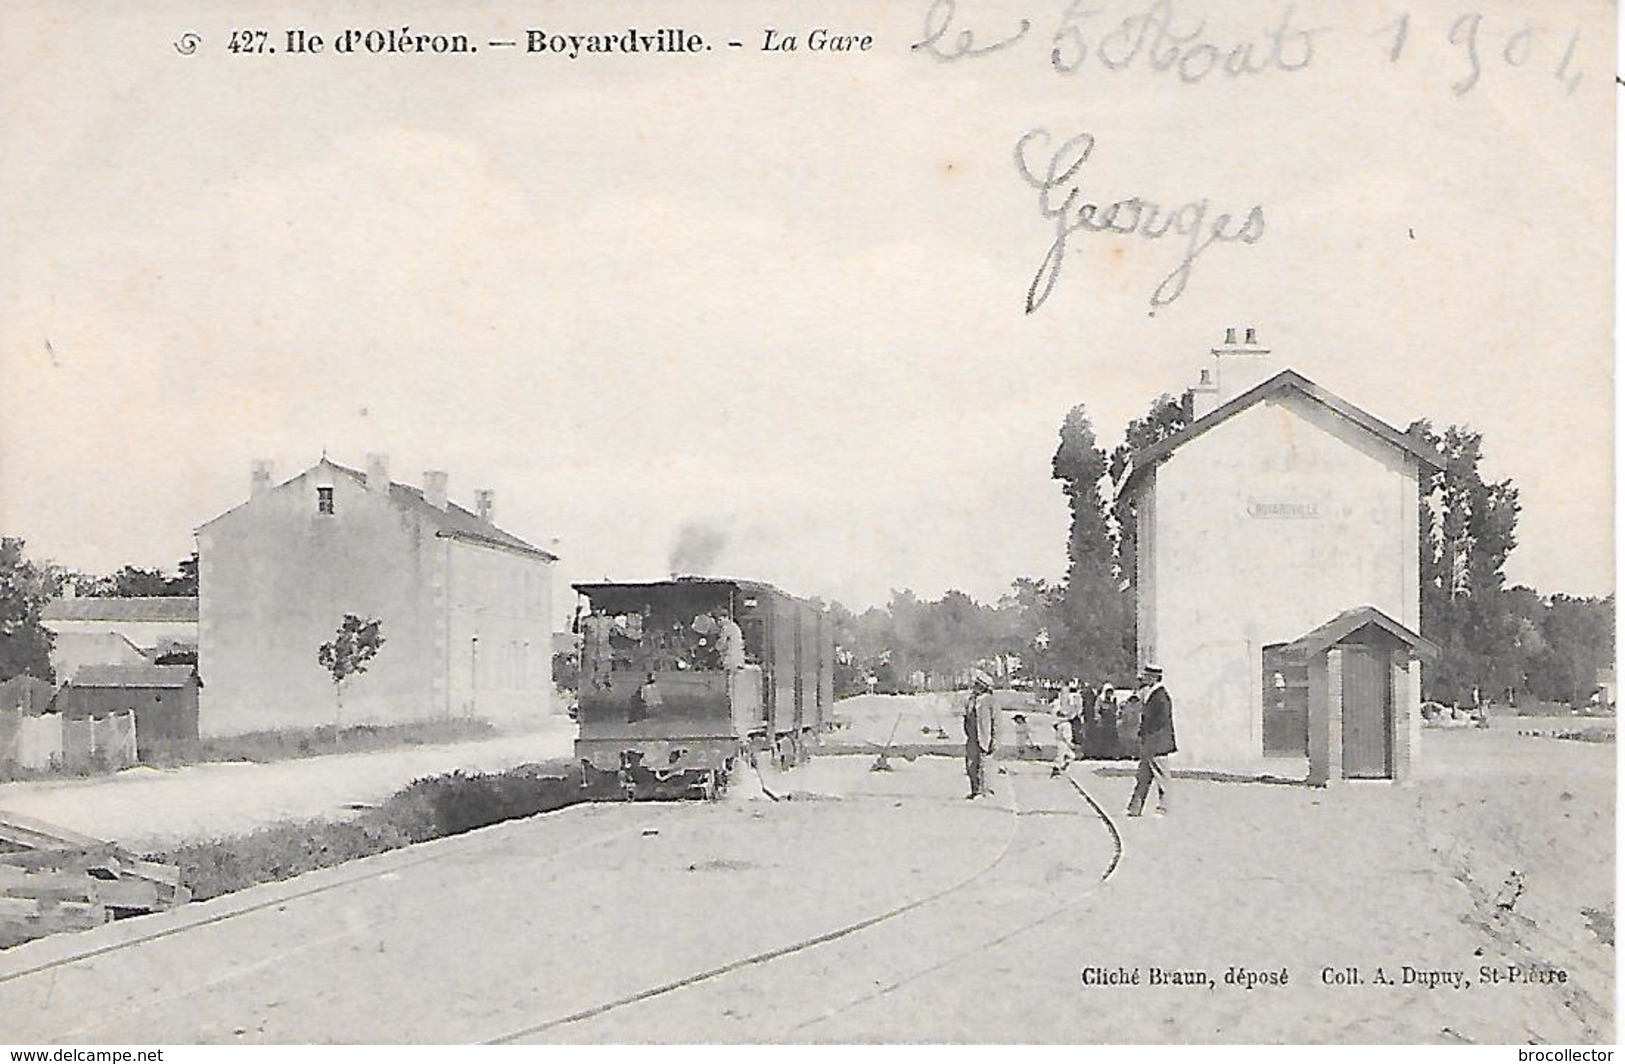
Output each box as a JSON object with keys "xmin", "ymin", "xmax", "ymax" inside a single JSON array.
[{"xmin": 572, "ymin": 578, "xmax": 833, "ymax": 798}]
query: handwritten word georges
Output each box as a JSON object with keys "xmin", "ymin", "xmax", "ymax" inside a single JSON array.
[{"xmin": 1014, "ymin": 130, "xmax": 1264, "ymax": 316}]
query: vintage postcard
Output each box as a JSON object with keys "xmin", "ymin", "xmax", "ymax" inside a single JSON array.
[{"xmin": 0, "ymin": 0, "xmax": 1614, "ymax": 1049}]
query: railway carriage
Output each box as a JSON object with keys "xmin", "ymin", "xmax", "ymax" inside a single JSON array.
[{"xmin": 572, "ymin": 578, "xmax": 833, "ymax": 798}]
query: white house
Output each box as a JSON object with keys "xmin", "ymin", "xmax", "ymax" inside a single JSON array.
[{"xmin": 196, "ymin": 455, "xmax": 557, "ymax": 737}]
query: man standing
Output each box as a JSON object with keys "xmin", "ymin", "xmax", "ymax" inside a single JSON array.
[
  {"xmin": 1050, "ymin": 680, "xmax": 1084, "ymax": 777},
  {"xmin": 963, "ymin": 670, "xmax": 997, "ymax": 799},
  {"xmin": 1126, "ymin": 664, "xmax": 1175, "ymax": 817}
]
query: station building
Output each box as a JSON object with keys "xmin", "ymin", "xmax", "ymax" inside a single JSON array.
[
  {"xmin": 196, "ymin": 455, "xmax": 557, "ymax": 737},
  {"xmin": 1118, "ymin": 329, "xmax": 1441, "ymax": 783}
]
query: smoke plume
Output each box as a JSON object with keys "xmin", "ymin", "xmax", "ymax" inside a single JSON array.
[{"xmin": 669, "ymin": 521, "xmax": 728, "ymax": 576}]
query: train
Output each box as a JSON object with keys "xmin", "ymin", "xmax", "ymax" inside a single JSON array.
[{"xmin": 571, "ymin": 577, "xmax": 834, "ymax": 798}]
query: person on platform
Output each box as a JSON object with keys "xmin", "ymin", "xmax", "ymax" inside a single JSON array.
[
  {"xmin": 1050, "ymin": 680, "xmax": 1084, "ymax": 777},
  {"xmin": 1126, "ymin": 665, "xmax": 1176, "ymax": 817},
  {"xmin": 963, "ymin": 670, "xmax": 998, "ymax": 799}
]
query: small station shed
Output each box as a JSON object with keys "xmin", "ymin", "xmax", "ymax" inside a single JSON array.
[{"xmin": 1282, "ymin": 607, "xmax": 1438, "ymax": 785}]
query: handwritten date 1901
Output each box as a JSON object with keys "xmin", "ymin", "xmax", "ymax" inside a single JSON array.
[{"xmin": 1015, "ymin": 130, "xmax": 1265, "ymax": 316}]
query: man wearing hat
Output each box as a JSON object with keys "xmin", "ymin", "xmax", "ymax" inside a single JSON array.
[
  {"xmin": 1127, "ymin": 664, "xmax": 1175, "ymax": 817},
  {"xmin": 963, "ymin": 670, "xmax": 998, "ymax": 798}
]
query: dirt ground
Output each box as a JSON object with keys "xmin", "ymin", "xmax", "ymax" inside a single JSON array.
[
  {"xmin": 0, "ymin": 716, "xmax": 576, "ymax": 852},
  {"xmin": 0, "ymin": 707, "xmax": 1610, "ymax": 1045}
]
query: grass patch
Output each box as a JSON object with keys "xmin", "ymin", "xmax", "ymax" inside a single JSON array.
[{"xmin": 156, "ymin": 758, "xmax": 623, "ymax": 902}]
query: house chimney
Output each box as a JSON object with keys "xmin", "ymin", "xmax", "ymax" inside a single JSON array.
[
  {"xmin": 475, "ymin": 488, "xmax": 495, "ymax": 524},
  {"xmin": 1209, "ymin": 326, "xmax": 1274, "ymax": 406},
  {"xmin": 1225, "ymin": 326, "xmax": 1237, "ymax": 345},
  {"xmin": 250, "ymin": 460, "xmax": 273, "ymax": 498},
  {"xmin": 366, "ymin": 453, "xmax": 390, "ymax": 493},
  {"xmin": 62, "ymin": 582, "xmax": 77, "ymax": 601},
  {"xmin": 424, "ymin": 470, "xmax": 448, "ymax": 511},
  {"xmin": 1190, "ymin": 356, "xmax": 1222, "ymax": 419}
]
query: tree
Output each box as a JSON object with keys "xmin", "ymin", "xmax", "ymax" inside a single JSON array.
[
  {"xmin": 1108, "ymin": 393, "xmax": 1191, "ymax": 640},
  {"xmin": 1052, "ymin": 403, "xmax": 1132, "ymax": 679},
  {"xmin": 1532, "ymin": 594, "xmax": 1614, "ymax": 706},
  {"xmin": 1408, "ymin": 421, "xmax": 1521, "ymax": 703},
  {"xmin": 317, "ymin": 614, "xmax": 386, "ymax": 722},
  {"xmin": 76, "ymin": 554, "xmax": 197, "ymax": 597},
  {"xmin": 991, "ymin": 577, "xmax": 1067, "ymax": 682},
  {"xmin": 0, "ymin": 538, "xmax": 65, "ymax": 683}
]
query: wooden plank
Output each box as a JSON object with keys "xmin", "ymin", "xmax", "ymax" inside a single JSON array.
[
  {"xmin": 0, "ymin": 846, "xmax": 115, "ymax": 870},
  {"xmin": 2, "ymin": 875, "xmax": 99, "ymax": 903},
  {"xmin": 93, "ymin": 878, "xmax": 161, "ymax": 911},
  {"xmin": 0, "ymin": 896, "xmax": 40, "ymax": 919},
  {"xmin": 0, "ymin": 812, "xmax": 111, "ymax": 852},
  {"xmin": 27, "ymin": 904, "xmax": 108, "ymax": 934},
  {"xmin": 0, "ymin": 866, "xmax": 99, "ymax": 893},
  {"xmin": 117, "ymin": 856, "xmax": 182, "ymax": 889}
]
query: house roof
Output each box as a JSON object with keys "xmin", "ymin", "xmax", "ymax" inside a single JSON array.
[
  {"xmin": 40, "ymin": 597, "xmax": 198, "ymax": 624},
  {"xmin": 199, "ymin": 458, "xmax": 557, "ymax": 562},
  {"xmin": 1283, "ymin": 606, "xmax": 1439, "ymax": 661},
  {"xmin": 1117, "ymin": 369, "xmax": 1444, "ymax": 499},
  {"xmin": 324, "ymin": 462, "xmax": 558, "ymax": 562},
  {"xmin": 68, "ymin": 664, "xmax": 199, "ymax": 689}
]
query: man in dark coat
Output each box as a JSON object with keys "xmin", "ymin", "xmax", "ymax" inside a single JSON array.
[{"xmin": 1126, "ymin": 664, "xmax": 1175, "ymax": 817}]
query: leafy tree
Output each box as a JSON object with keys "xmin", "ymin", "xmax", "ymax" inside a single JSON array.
[
  {"xmin": 318, "ymin": 614, "xmax": 386, "ymax": 722},
  {"xmin": 991, "ymin": 577, "xmax": 1067, "ymax": 682},
  {"xmin": 1052, "ymin": 403, "xmax": 1132, "ymax": 680},
  {"xmin": 0, "ymin": 538, "xmax": 65, "ymax": 683},
  {"xmin": 76, "ymin": 554, "xmax": 197, "ymax": 597},
  {"xmin": 1408, "ymin": 421, "xmax": 1521, "ymax": 703},
  {"xmin": 1108, "ymin": 392, "xmax": 1191, "ymax": 657},
  {"xmin": 1531, "ymin": 594, "xmax": 1614, "ymax": 705}
]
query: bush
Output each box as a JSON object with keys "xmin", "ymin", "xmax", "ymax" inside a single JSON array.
[{"xmin": 156, "ymin": 758, "xmax": 586, "ymax": 902}]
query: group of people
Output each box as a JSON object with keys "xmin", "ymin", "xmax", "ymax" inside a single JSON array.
[
  {"xmin": 580, "ymin": 604, "xmax": 747, "ymax": 693},
  {"xmin": 962, "ymin": 665, "xmax": 1176, "ymax": 819}
]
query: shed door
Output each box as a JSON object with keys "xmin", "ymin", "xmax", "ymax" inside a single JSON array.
[{"xmin": 1341, "ymin": 647, "xmax": 1392, "ymax": 778}]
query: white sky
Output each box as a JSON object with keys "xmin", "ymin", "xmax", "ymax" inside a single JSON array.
[{"xmin": 1, "ymin": 1, "xmax": 1614, "ymax": 624}]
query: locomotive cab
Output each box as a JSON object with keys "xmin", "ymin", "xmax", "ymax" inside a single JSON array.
[{"xmin": 572, "ymin": 578, "xmax": 831, "ymax": 798}]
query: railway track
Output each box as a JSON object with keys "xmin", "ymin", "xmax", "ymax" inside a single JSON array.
[
  {"xmin": 2, "ymin": 758, "xmax": 1124, "ymax": 1043},
  {"xmin": 484, "ymin": 762, "xmax": 1125, "ymax": 1043},
  {"xmin": 0, "ymin": 798, "xmax": 677, "ymax": 990}
]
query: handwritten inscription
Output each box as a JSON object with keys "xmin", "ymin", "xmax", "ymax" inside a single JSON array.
[
  {"xmin": 916, "ymin": 0, "xmax": 1590, "ymax": 98},
  {"xmin": 1050, "ymin": 0, "xmax": 1321, "ymax": 81},
  {"xmin": 912, "ymin": 0, "xmax": 1032, "ymax": 61},
  {"xmin": 1014, "ymin": 130, "xmax": 1265, "ymax": 315}
]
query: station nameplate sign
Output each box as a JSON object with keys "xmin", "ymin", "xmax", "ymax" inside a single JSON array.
[{"xmin": 1247, "ymin": 499, "xmax": 1320, "ymax": 519}]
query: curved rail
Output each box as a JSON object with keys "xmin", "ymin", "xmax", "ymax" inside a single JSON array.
[{"xmin": 782, "ymin": 764, "xmax": 1124, "ymax": 1035}]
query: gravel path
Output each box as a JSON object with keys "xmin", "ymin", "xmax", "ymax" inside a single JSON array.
[{"xmin": 0, "ymin": 717, "xmax": 577, "ymax": 851}]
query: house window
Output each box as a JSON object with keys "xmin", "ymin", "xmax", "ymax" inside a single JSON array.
[{"xmin": 317, "ymin": 486, "xmax": 335, "ymax": 515}]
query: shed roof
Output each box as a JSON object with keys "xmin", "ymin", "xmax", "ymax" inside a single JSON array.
[
  {"xmin": 68, "ymin": 664, "xmax": 199, "ymax": 689},
  {"xmin": 1117, "ymin": 369, "xmax": 1444, "ymax": 499},
  {"xmin": 40, "ymin": 597, "xmax": 198, "ymax": 624},
  {"xmin": 572, "ymin": 577, "xmax": 807, "ymax": 608},
  {"xmin": 1284, "ymin": 606, "xmax": 1440, "ymax": 661}
]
